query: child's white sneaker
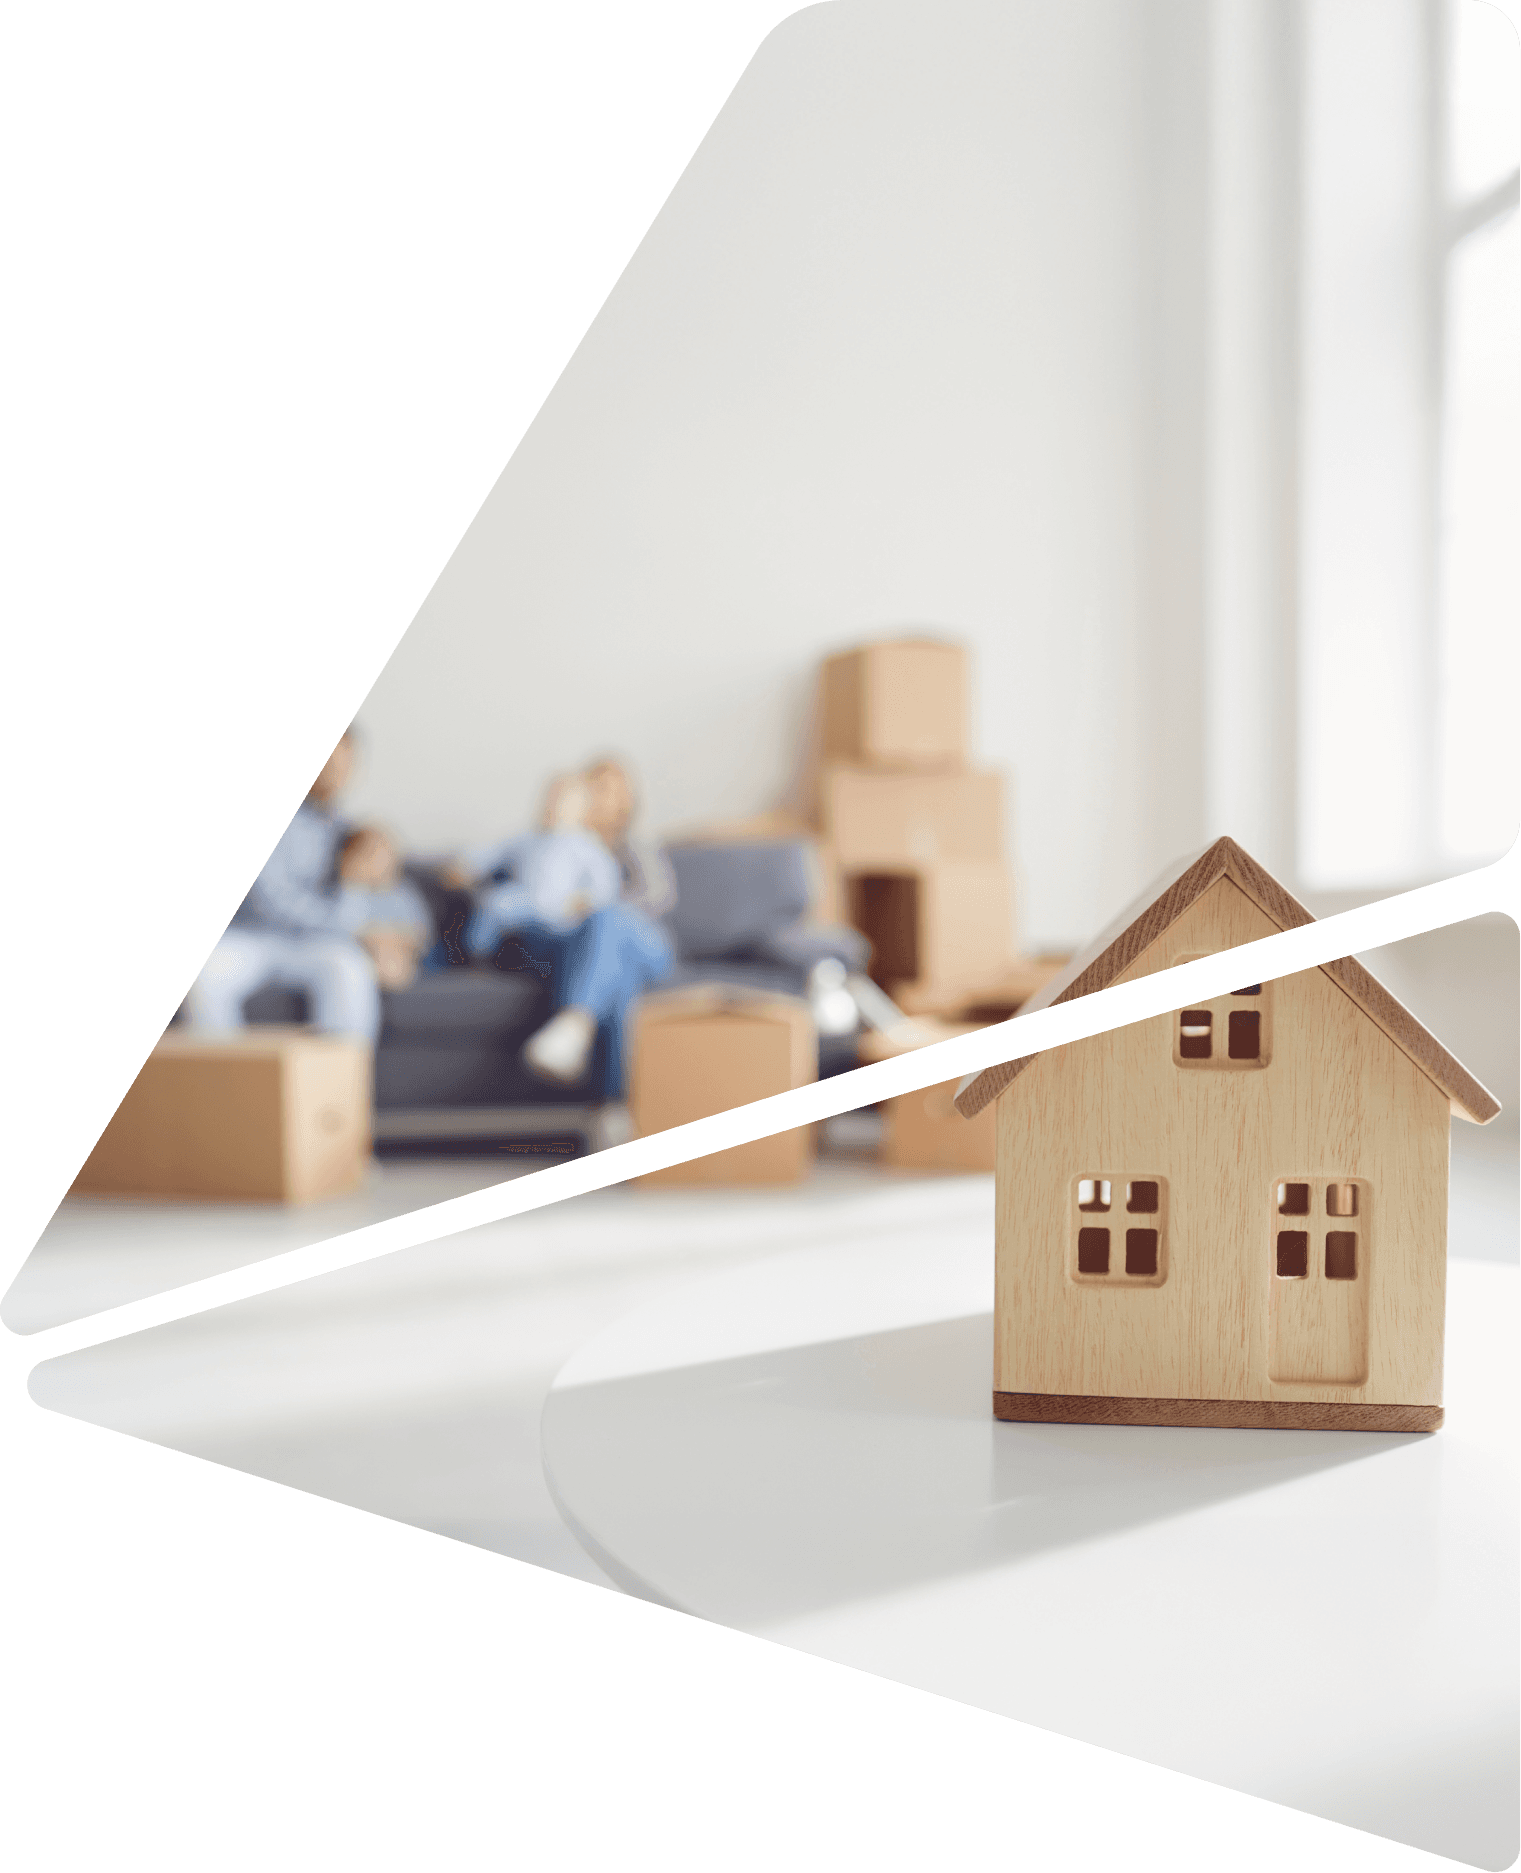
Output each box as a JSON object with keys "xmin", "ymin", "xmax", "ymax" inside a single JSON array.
[{"xmin": 523, "ymin": 1007, "xmax": 597, "ymax": 1085}]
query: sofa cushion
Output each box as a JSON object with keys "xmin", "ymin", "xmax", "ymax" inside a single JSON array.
[
  {"xmin": 379, "ymin": 965, "xmax": 550, "ymax": 1041},
  {"xmin": 243, "ymin": 985, "xmax": 308, "ymax": 1025},
  {"xmin": 402, "ymin": 860, "xmax": 472, "ymax": 965},
  {"xmin": 664, "ymin": 840, "xmax": 813, "ymax": 960},
  {"xmin": 246, "ymin": 966, "xmax": 550, "ymax": 1041},
  {"xmin": 374, "ymin": 1040, "xmax": 599, "ymax": 1109},
  {"xmin": 752, "ymin": 920, "xmax": 871, "ymax": 975}
]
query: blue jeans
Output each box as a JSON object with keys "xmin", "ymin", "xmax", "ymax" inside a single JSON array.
[
  {"xmin": 469, "ymin": 902, "xmax": 674, "ymax": 1096},
  {"xmin": 185, "ymin": 928, "xmax": 382, "ymax": 1042}
]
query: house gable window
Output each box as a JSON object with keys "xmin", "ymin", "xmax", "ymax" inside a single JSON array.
[{"xmin": 1173, "ymin": 962, "xmax": 1273, "ymax": 1070}]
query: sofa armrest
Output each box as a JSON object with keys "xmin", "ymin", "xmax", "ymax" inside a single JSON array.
[{"xmin": 751, "ymin": 920, "xmax": 871, "ymax": 975}]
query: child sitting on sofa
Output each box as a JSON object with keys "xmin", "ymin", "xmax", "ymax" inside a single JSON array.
[
  {"xmin": 452, "ymin": 773, "xmax": 624, "ymax": 956},
  {"xmin": 338, "ymin": 826, "xmax": 433, "ymax": 991}
]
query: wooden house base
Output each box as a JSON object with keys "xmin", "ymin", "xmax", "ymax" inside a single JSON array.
[{"xmin": 992, "ymin": 1392, "xmax": 1443, "ymax": 1433}]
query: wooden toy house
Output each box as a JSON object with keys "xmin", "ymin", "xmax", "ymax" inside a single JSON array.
[{"xmin": 954, "ymin": 838, "xmax": 1500, "ymax": 1432}]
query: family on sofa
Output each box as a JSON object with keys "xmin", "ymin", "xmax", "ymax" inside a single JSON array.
[
  {"xmin": 183, "ymin": 730, "xmax": 878, "ymax": 1122},
  {"xmin": 184, "ymin": 729, "xmax": 681, "ymax": 1098}
]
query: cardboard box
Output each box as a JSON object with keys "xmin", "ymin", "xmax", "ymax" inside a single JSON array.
[
  {"xmin": 820, "ymin": 763, "xmax": 1004, "ymax": 869},
  {"xmin": 892, "ymin": 953, "xmax": 1070, "ymax": 1019},
  {"xmin": 630, "ymin": 988, "xmax": 816, "ymax": 1186},
  {"xmin": 858, "ymin": 1020, "xmax": 996, "ymax": 1172},
  {"xmin": 820, "ymin": 640, "xmax": 967, "ymax": 769},
  {"xmin": 846, "ymin": 859, "xmax": 1014, "ymax": 1004},
  {"xmin": 664, "ymin": 809, "xmax": 814, "ymax": 845},
  {"xmin": 72, "ymin": 1029, "xmax": 371, "ymax": 1203},
  {"xmin": 811, "ymin": 839, "xmax": 845, "ymax": 923}
]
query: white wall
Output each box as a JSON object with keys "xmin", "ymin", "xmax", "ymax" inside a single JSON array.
[
  {"xmin": 345, "ymin": 0, "xmax": 1481, "ymax": 948},
  {"xmin": 1297, "ymin": 0, "xmax": 1443, "ymax": 887},
  {"xmin": 347, "ymin": 0, "xmax": 1213, "ymax": 952},
  {"xmin": 1356, "ymin": 913, "xmax": 1519, "ymax": 1146}
]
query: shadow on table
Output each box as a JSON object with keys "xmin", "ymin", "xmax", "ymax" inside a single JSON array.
[{"xmin": 542, "ymin": 1313, "xmax": 1424, "ymax": 1626}]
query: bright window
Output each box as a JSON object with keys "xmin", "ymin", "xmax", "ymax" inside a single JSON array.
[
  {"xmin": 1436, "ymin": 0, "xmax": 1520, "ymax": 862},
  {"xmin": 1295, "ymin": 0, "xmax": 1518, "ymax": 887}
]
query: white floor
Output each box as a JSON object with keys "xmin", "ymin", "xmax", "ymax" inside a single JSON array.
[
  {"xmin": 12, "ymin": 1114, "xmax": 1515, "ymax": 1333},
  {"xmin": 19, "ymin": 1119, "xmax": 938, "ymax": 1584},
  {"xmin": 2, "ymin": 1155, "xmax": 545, "ymax": 1335},
  {"xmin": 15, "ymin": 1119, "xmax": 1519, "ymax": 1863},
  {"xmin": 541, "ymin": 1237, "xmax": 1517, "ymax": 1868}
]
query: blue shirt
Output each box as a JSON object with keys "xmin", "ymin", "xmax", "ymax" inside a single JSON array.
[
  {"xmin": 354, "ymin": 878, "xmax": 432, "ymax": 942},
  {"xmin": 463, "ymin": 830, "xmax": 622, "ymax": 930},
  {"xmin": 230, "ymin": 798, "xmax": 370, "ymax": 938}
]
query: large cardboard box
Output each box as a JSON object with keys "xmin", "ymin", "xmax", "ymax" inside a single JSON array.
[
  {"xmin": 858, "ymin": 1020, "xmax": 996, "ymax": 1172},
  {"xmin": 820, "ymin": 763, "xmax": 1004, "ymax": 869},
  {"xmin": 846, "ymin": 859, "xmax": 1014, "ymax": 1005},
  {"xmin": 630, "ymin": 989, "xmax": 816, "ymax": 1187},
  {"xmin": 820, "ymin": 640, "xmax": 967, "ymax": 770},
  {"xmin": 72, "ymin": 1029, "xmax": 371, "ymax": 1203}
]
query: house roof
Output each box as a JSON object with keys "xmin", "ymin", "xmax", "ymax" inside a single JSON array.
[{"xmin": 953, "ymin": 836, "xmax": 1501, "ymax": 1125}]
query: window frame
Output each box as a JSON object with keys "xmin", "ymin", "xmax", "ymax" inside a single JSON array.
[
  {"xmin": 1272, "ymin": 1176, "xmax": 1369, "ymax": 1287},
  {"xmin": 1070, "ymin": 1174, "xmax": 1169, "ymax": 1289},
  {"xmin": 1171, "ymin": 965, "xmax": 1273, "ymax": 1072}
]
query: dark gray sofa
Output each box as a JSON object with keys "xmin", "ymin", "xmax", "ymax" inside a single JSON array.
[{"xmin": 242, "ymin": 838, "xmax": 869, "ymax": 1153}]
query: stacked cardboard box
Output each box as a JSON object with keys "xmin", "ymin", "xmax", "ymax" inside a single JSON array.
[{"xmin": 814, "ymin": 639, "xmax": 1020, "ymax": 1015}]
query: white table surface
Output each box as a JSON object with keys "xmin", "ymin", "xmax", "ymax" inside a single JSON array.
[{"xmin": 542, "ymin": 1217, "xmax": 1519, "ymax": 1869}]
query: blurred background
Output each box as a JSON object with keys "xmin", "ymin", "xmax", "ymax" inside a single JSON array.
[
  {"xmin": 321, "ymin": 0, "xmax": 1513, "ymax": 1167},
  {"xmin": 12, "ymin": 0, "xmax": 1516, "ymax": 1286},
  {"xmin": 348, "ymin": 0, "xmax": 1517, "ymax": 920}
]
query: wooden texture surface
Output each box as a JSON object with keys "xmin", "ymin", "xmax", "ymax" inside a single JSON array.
[
  {"xmin": 991, "ymin": 877, "xmax": 1452, "ymax": 1409},
  {"xmin": 956, "ymin": 835, "xmax": 1500, "ymax": 1123},
  {"xmin": 992, "ymin": 1393, "xmax": 1443, "ymax": 1432}
]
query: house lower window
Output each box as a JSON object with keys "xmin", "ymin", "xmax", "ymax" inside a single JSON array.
[
  {"xmin": 1072, "ymin": 1175, "xmax": 1167, "ymax": 1285},
  {"xmin": 1274, "ymin": 1179, "xmax": 1367, "ymax": 1283}
]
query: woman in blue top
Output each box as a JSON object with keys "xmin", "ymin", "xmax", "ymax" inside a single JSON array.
[{"xmin": 447, "ymin": 759, "xmax": 675, "ymax": 1095}]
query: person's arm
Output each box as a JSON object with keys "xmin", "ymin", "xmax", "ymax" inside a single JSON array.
[
  {"xmin": 351, "ymin": 878, "xmax": 432, "ymax": 990},
  {"xmin": 457, "ymin": 834, "xmax": 531, "ymax": 883},
  {"xmin": 239, "ymin": 811, "xmax": 369, "ymax": 937},
  {"xmin": 619, "ymin": 836, "xmax": 677, "ymax": 917},
  {"xmin": 520, "ymin": 834, "xmax": 621, "ymax": 925},
  {"xmin": 584, "ymin": 839, "xmax": 622, "ymax": 912},
  {"xmin": 357, "ymin": 879, "xmax": 433, "ymax": 946}
]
